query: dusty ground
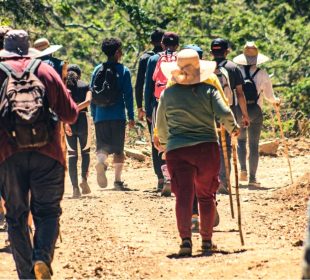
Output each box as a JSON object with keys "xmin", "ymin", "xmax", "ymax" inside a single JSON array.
[{"xmin": 0, "ymin": 138, "xmax": 309, "ymax": 280}]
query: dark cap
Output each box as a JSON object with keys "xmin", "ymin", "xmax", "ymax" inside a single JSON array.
[
  {"xmin": 68, "ymin": 64, "xmax": 82, "ymax": 77},
  {"xmin": 162, "ymin": 32, "xmax": 179, "ymax": 46},
  {"xmin": 151, "ymin": 29, "xmax": 164, "ymax": 43},
  {"xmin": 211, "ymin": 38, "xmax": 229, "ymax": 54},
  {"xmin": 0, "ymin": 26, "xmax": 12, "ymax": 49}
]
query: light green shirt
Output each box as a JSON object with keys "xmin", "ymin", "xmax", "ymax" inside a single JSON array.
[{"xmin": 156, "ymin": 83, "xmax": 238, "ymax": 152}]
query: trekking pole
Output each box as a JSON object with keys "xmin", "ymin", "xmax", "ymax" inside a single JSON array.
[
  {"xmin": 231, "ymin": 136, "xmax": 244, "ymax": 246},
  {"xmin": 220, "ymin": 125, "xmax": 234, "ymax": 219},
  {"xmin": 275, "ymin": 105, "xmax": 293, "ymax": 184},
  {"xmin": 269, "ymin": 106, "xmax": 277, "ymax": 139}
]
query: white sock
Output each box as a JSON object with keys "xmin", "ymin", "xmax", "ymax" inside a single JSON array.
[
  {"xmin": 97, "ymin": 152, "xmax": 108, "ymax": 165},
  {"xmin": 114, "ymin": 163, "xmax": 124, "ymax": 182}
]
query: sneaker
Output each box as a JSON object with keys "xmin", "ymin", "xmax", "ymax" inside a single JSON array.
[
  {"xmin": 114, "ymin": 181, "xmax": 127, "ymax": 190},
  {"xmin": 79, "ymin": 178, "xmax": 91, "ymax": 195},
  {"xmin": 34, "ymin": 261, "xmax": 51, "ymax": 280},
  {"xmin": 161, "ymin": 182, "xmax": 171, "ymax": 197},
  {"xmin": 96, "ymin": 163, "xmax": 108, "ymax": 188},
  {"xmin": 217, "ymin": 183, "xmax": 229, "ymax": 195},
  {"xmin": 240, "ymin": 170, "xmax": 248, "ymax": 181},
  {"xmin": 178, "ymin": 238, "xmax": 192, "ymax": 257},
  {"xmin": 191, "ymin": 215, "xmax": 199, "ymax": 233},
  {"xmin": 248, "ymin": 179, "xmax": 261, "ymax": 188},
  {"xmin": 201, "ymin": 240, "xmax": 217, "ymax": 253},
  {"xmin": 72, "ymin": 187, "xmax": 81, "ymax": 198}
]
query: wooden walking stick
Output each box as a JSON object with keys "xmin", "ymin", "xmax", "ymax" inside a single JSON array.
[
  {"xmin": 220, "ymin": 125, "xmax": 234, "ymax": 219},
  {"xmin": 231, "ymin": 136, "xmax": 245, "ymax": 246},
  {"xmin": 275, "ymin": 105, "xmax": 293, "ymax": 184}
]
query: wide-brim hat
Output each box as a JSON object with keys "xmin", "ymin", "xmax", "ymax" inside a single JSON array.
[
  {"xmin": 233, "ymin": 41, "xmax": 270, "ymax": 65},
  {"xmin": 0, "ymin": 30, "xmax": 42, "ymax": 58},
  {"xmin": 34, "ymin": 37, "xmax": 62, "ymax": 57},
  {"xmin": 161, "ymin": 49, "xmax": 216, "ymax": 85}
]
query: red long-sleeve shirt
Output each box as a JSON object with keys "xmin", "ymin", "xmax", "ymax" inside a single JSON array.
[{"xmin": 0, "ymin": 58, "xmax": 78, "ymax": 166}]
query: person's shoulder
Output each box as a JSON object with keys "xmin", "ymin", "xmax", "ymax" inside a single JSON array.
[
  {"xmin": 224, "ymin": 60, "xmax": 239, "ymax": 70},
  {"xmin": 140, "ymin": 51, "xmax": 155, "ymax": 61},
  {"xmin": 77, "ymin": 80, "xmax": 89, "ymax": 89}
]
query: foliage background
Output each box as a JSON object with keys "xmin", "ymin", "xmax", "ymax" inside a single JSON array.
[{"xmin": 1, "ymin": 0, "xmax": 309, "ymax": 132}]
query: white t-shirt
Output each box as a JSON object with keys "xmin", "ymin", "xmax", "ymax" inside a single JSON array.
[{"xmin": 240, "ymin": 65, "xmax": 279, "ymax": 109}]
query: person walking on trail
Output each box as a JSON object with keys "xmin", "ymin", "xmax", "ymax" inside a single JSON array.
[
  {"xmin": 233, "ymin": 41, "xmax": 280, "ymax": 187},
  {"xmin": 135, "ymin": 29, "xmax": 166, "ymax": 191},
  {"xmin": 155, "ymin": 49, "xmax": 239, "ymax": 256},
  {"xmin": 210, "ymin": 38, "xmax": 250, "ymax": 195},
  {"xmin": 0, "ymin": 30, "xmax": 78, "ymax": 279},
  {"xmin": 65, "ymin": 64, "xmax": 92, "ymax": 198},
  {"xmin": 91, "ymin": 37, "xmax": 134, "ymax": 190},
  {"xmin": 144, "ymin": 31, "xmax": 179, "ymax": 196}
]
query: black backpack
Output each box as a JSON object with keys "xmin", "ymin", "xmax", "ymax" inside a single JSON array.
[
  {"xmin": 91, "ymin": 63, "xmax": 120, "ymax": 107},
  {"xmin": 0, "ymin": 59, "xmax": 55, "ymax": 148},
  {"xmin": 242, "ymin": 66, "xmax": 260, "ymax": 105}
]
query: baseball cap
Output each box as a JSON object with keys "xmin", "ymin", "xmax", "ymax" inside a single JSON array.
[
  {"xmin": 211, "ymin": 38, "xmax": 229, "ymax": 54},
  {"xmin": 162, "ymin": 32, "xmax": 179, "ymax": 46},
  {"xmin": 183, "ymin": 44, "xmax": 203, "ymax": 59}
]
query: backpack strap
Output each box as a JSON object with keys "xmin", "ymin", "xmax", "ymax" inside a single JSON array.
[
  {"xmin": 24, "ymin": 59, "xmax": 41, "ymax": 74},
  {"xmin": 0, "ymin": 62, "xmax": 14, "ymax": 77},
  {"xmin": 251, "ymin": 68, "xmax": 260, "ymax": 79}
]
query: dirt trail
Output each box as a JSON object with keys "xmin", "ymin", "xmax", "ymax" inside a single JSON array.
[{"xmin": 1, "ymin": 150, "xmax": 309, "ymax": 279}]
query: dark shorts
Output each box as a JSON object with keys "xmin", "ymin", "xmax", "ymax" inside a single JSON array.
[{"xmin": 95, "ymin": 120, "xmax": 126, "ymax": 155}]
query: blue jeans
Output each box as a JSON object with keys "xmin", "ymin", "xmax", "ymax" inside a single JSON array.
[
  {"xmin": 0, "ymin": 152, "xmax": 64, "ymax": 279},
  {"xmin": 236, "ymin": 104, "xmax": 263, "ymax": 181}
]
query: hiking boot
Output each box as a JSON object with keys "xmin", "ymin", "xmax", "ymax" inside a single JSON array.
[
  {"xmin": 72, "ymin": 187, "xmax": 81, "ymax": 198},
  {"xmin": 34, "ymin": 261, "xmax": 51, "ymax": 280},
  {"xmin": 248, "ymin": 179, "xmax": 261, "ymax": 188},
  {"xmin": 96, "ymin": 162, "xmax": 108, "ymax": 188},
  {"xmin": 217, "ymin": 183, "xmax": 229, "ymax": 195},
  {"xmin": 191, "ymin": 215, "xmax": 199, "ymax": 233},
  {"xmin": 178, "ymin": 238, "xmax": 192, "ymax": 257},
  {"xmin": 201, "ymin": 240, "xmax": 217, "ymax": 253},
  {"xmin": 161, "ymin": 182, "xmax": 171, "ymax": 197},
  {"xmin": 79, "ymin": 178, "xmax": 91, "ymax": 195},
  {"xmin": 114, "ymin": 181, "xmax": 127, "ymax": 190},
  {"xmin": 240, "ymin": 170, "xmax": 248, "ymax": 181}
]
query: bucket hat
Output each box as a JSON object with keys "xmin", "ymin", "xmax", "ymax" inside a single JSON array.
[
  {"xmin": 0, "ymin": 30, "xmax": 41, "ymax": 58},
  {"xmin": 161, "ymin": 49, "xmax": 216, "ymax": 85},
  {"xmin": 233, "ymin": 41, "xmax": 270, "ymax": 65}
]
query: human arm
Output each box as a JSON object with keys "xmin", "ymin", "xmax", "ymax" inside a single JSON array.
[
  {"xmin": 260, "ymin": 71, "xmax": 280, "ymax": 108},
  {"xmin": 211, "ymin": 89, "xmax": 239, "ymax": 134},
  {"xmin": 155, "ymin": 94, "xmax": 168, "ymax": 151},
  {"xmin": 144, "ymin": 55, "xmax": 157, "ymax": 121},
  {"xmin": 122, "ymin": 67, "xmax": 135, "ymax": 122},
  {"xmin": 235, "ymin": 85, "xmax": 250, "ymax": 127},
  {"xmin": 78, "ymin": 90, "xmax": 92, "ymax": 111}
]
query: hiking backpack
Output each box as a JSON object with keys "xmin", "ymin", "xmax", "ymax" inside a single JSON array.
[
  {"xmin": 242, "ymin": 66, "xmax": 260, "ymax": 105},
  {"xmin": 0, "ymin": 59, "xmax": 54, "ymax": 148},
  {"xmin": 91, "ymin": 63, "xmax": 120, "ymax": 107},
  {"xmin": 152, "ymin": 51, "xmax": 177, "ymax": 99},
  {"xmin": 214, "ymin": 60, "xmax": 235, "ymax": 106}
]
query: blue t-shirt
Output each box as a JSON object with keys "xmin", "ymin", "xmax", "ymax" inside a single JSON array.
[{"xmin": 90, "ymin": 62, "xmax": 134, "ymax": 123}]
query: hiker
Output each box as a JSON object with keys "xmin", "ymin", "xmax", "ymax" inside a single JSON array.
[
  {"xmin": 91, "ymin": 37, "xmax": 134, "ymax": 190},
  {"xmin": 65, "ymin": 64, "xmax": 92, "ymax": 198},
  {"xmin": 135, "ymin": 29, "xmax": 166, "ymax": 191},
  {"xmin": 210, "ymin": 38, "xmax": 250, "ymax": 194},
  {"xmin": 233, "ymin": 42, "xmax": 280, "ymax": 187},
  {"xmin": 0, "ymin": 30, "xmax": 78, "ymax": 279},
  {"xmin": 155, "ymin": 49, "xmax": 239, "ymax": 255},
  {"xmin": 144, "ymin": 31, "xmax": 179, "ymax": 196},
  {"xmin": 34, "ymin": 37, "xmax": 65, "ymax": 78}
]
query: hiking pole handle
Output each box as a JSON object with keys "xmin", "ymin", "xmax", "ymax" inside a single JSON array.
[
  {"xmin": 232, "ymin": 136, "xmax": 245, "ymax": 246},
  {"xmin": 275, "ymin": 106, "xmax": 293, "ymax": 184},
  {"xmin": 220, "ymin": 125, "xmax": 234, "ymax": 219}
]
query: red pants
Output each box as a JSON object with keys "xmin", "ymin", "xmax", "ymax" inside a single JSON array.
[{"xmin": 166, "ymin": 142, "xmax": 220, "ymax": 240}]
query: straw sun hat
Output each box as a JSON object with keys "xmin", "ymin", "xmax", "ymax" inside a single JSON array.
[
  {"xmin": 34, "ymin": 37, "xmax": 62, "ymax": 57},
  {"xmin": 233, "ymin": 41, "xmax": 270, "ymax": 66},
  {"xmin": 161, "ymin": 49, "xmax": 216, "ymax": 85}
]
